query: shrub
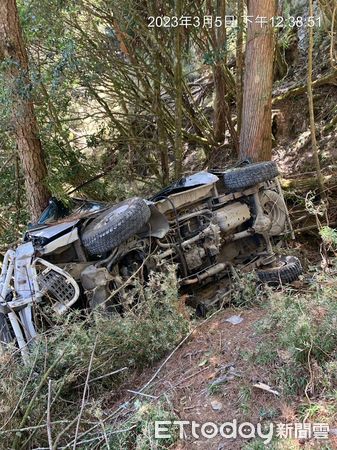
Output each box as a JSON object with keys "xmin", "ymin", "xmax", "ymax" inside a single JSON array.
[
  {"xmin": 0, "ymin": 266, "xmax": 189, "ymax": 449},
  {"xmin": 109, "ymin": 400, "xmax": 179, "ymax": 449},
  {"xmin": 230, "ymin": 272, "xmax": 268, "ymax": 307},
  {"xmin": 320, "ymin": 226, "xmax": 337, "ymax": 253},
  {"xmin": 255, "ymin": 276, "xmax": 337, "ymax": 397}
]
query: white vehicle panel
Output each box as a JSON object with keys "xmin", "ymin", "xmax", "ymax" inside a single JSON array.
[
  {"xmin": 40, "ymin": 228, "xmax": 79, "ymax": 255},
  {"xmin": 28, "ymin": 220, "xmax": 79, "ymax": 239}
]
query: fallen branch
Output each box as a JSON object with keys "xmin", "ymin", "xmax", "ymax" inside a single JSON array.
[
  {"xmin": 280, "ymin": 174, "xmax": 334, "ymax": 192},
  {"xmin": 295, "ymin": 222, "xmax": 337, "ymax": 234},
  {"xmin": 272, "ymin": 69, "xmax": 337, "ymax": 103},
  {"xmin": 47, "ymin": 380, "xmax": 53, "ymax": 450},
  {"xmin": 169, "ymin": 365, "xmax": 211, "ymax": 389},
  {"xmin": 0, "ymin": 421, "xmax": 70, "ymax": 435},
  {"xmin": 72, "ymin": 337, "xmax": 97, "ymax": 450},
  {"xmin": 126, "ymin": 390, "xmax": 157, "ymax": 399},
  {"xmin": 75, "ymin": 367, "xmax": 128, "ymax": 388}
]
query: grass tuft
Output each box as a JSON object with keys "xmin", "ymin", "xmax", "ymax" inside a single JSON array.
[{"xmin": 255, "ymin": 272, "xmax": 337, "ymax": 398}]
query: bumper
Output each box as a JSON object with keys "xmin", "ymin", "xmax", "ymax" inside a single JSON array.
[{"xmin": 0, "ymin": 244, "xmax": 79, "ymax": 361}]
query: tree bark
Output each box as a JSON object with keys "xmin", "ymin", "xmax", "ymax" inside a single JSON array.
[
  {"xmin": 307, "ymin": 0, "xmax": 326, "ymax": 199},
  {"xmin": 154, "ymin": 52, "xmax": 169, "ymax": 186},
  {"xmin": 0, "ymin": 0, "xmax": 50, "ymax": 222},
  {"xmin": 213, "ymin": 65, "xmax": 227, "ymax": 143},
  {"xmin": 174, "ymin": 0, "xmax": 183, "ymax": 178},
  {"xmin": 236, "ymin": 0, "xmax": 244, "ymax": 135},
  {"xmin": 213, "ymin": 0, "xmax": 227, "ymax": 143},
  {"xmin": 239, "ymin": 0, "xmax": 277, "ymax": 162}
]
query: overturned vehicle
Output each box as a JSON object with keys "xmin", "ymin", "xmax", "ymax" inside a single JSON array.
[{"xmin": 0, "ymin": 161, "xmax": 302, "ymax": 357}]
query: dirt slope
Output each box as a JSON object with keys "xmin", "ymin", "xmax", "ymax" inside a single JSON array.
[{"xmin": 108, "ymin": 305, "xmax": 337, "ymax": 449}]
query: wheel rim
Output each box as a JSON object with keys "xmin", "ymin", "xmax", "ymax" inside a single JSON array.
[{"xmin": 259, "ymin": 190, "xmax": 286, "ymax": 236}]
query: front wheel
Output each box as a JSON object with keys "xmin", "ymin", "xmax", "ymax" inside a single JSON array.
[
  {"xmin": 81, "ymin": 198, "xmax": 151, "ymax": 255},
  {"xmin": 257, "ymin": 255, "xmax": 302, "ymax": 285}
]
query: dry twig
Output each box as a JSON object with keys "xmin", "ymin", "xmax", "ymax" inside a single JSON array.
[
  {"xmin": 47, "ymin": 379, "xmax": 53, "ymax": 450},
  {"xmin": 72, "ymin": 336, "xmax": 97, "ymax": 450}
]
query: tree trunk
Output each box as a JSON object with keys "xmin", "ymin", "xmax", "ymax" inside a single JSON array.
[
  {"xmin": 0, "ymin": 0, "xmax": 50, "ymax": 222},
  {"xmin": 236, "ymin": 0, "xmax": 244, "ymax": 135},
  {"xmin": 154, "ymin": 51, "xmax": 169, "ymax": 186},
  {"xmin": 307, "ymin": 0, "xmax": 326, "ymax": 199},
  {"xmin": 213, "ymin": 65, "xmax": 227, "ymax": 143},
  {"xmin": 174, "ymin": 0, "xmax": 183, "ymax": 178},
  {"xmin": 239, "ymin": 0, "xmax": 277, "ymax": 162},
  {"xmin": 213, "ymin": 0, "xmax": 227, "ymax": 143}
]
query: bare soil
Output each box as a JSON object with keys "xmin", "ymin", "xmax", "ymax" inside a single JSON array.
[{"xmin": 107, "ymin": 305, "xmax": 337, "ymax": 449}]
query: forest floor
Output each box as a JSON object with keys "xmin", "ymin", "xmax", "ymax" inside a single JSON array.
[
  {"xmin": 114, "ymin": 307, "xmax": 282, "ymax": 450},
  {"xmin": 105, "ymin": 273, "xmax": 337, "ymax": 449}
]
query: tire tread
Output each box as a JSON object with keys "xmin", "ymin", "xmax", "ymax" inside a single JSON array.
[
  {"xmin": 81, "ymin": 198, "xmax": 151, "ymax": 255},
  {"xmin": 223, "ymin": 162, "xmax": 279, "ymax": 191},
  {"xmin": 257, "ymin": 255, "xmax": 302, "ymax": 285}
]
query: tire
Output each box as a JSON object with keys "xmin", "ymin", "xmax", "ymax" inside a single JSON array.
[
  {"xmin": 223, "ymin": 161, "xmax": 279, "ymax": 191},
  {"xmin": 257, "ymin": 255, "xmax": 302, "ymax": 285},
  {"xmin": 81, "ymin": 197, "xmax": 151, "ymax": 255}
]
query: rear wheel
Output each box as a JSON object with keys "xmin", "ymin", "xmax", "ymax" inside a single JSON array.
[
  {"xmin": 223, "ymin": 161, "xmax": 279, "ymax": 191},
  {"xmin": 257, "ymin": 255, "xmax": 302, "ymax": 285}
]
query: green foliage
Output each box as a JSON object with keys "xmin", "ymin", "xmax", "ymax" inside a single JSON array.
[
  {"xmin": 238, "ymin": 385, "xmax": 252, "ymax": 415},
  {"xmin": 298, "ymin": 402, "xmax": 322, "ymax": 420},
  {"xmin": 255, "ymin": 276, "xmax": 337, "ymax": 396},
  {"xmin": 109, "ymin": 400, "xmax": 178, "ymax": 449},
  {"xmin": 253, "ymin": 342, "xmax": 278, "ymax": 365},
  {"xmin": 0, "ymin": 267, "xmax": 189, "ymax": 448},
  {"xmin": 230, "ymin": 272, "xmax": 267, "ymax": 307},
  {"xmin": 0, "ymin": 0, "xmax": 253, "ymax": 243},
  {"xmin": 242, "ymin": 438, "xmax": 280, "ymax": 450},
  {"xmin": 320, "ymin": 226, "xmax": 337, "ymax": 252}
]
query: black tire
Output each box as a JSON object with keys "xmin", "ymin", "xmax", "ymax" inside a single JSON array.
[
  {"xmin": 81, "ymin": 197, "xmax": 151, "ymax": 255},
  {"xmin": 257, "ymin": 255, "xmax": 302, "ymax": 285},
  {"xmin": 223, "ymin": 161, "xmax": 279, "ymax": 191}
]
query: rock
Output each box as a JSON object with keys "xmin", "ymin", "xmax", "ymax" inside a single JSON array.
[
  {"xmin": 225, "ymin": 315, "xmax": 243, "ymax": 325},
  {"xmin": 211, "ymin": 400, "xmax": 223, "ymax": 411}
]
